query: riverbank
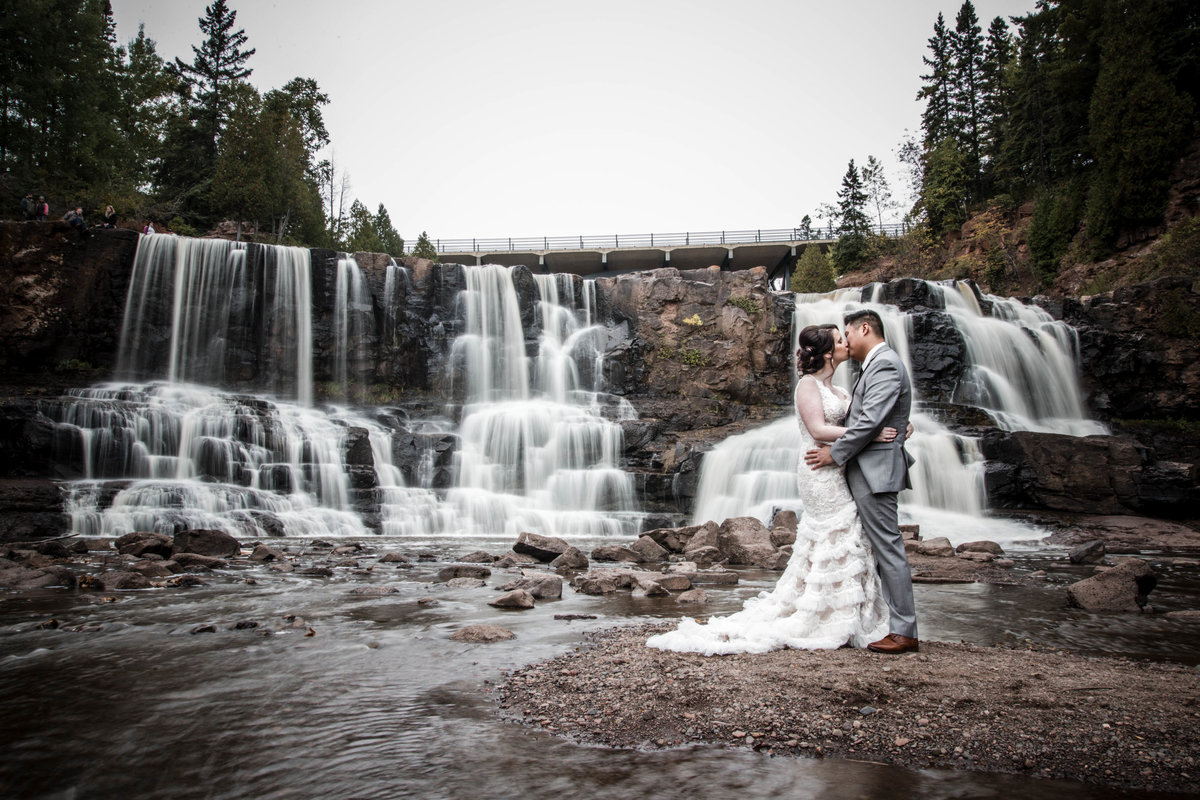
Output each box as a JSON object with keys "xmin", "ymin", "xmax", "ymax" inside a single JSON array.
[{"xmin": 497, "ymin": 622, "xmax": 1200, "ymax": 796}]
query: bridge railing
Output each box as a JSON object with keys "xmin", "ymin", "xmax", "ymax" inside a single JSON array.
[{"xmin": 415, "ymin": 223, "xmax": 910, "ymax": 254}]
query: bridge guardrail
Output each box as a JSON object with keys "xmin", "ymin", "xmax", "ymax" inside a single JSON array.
[{"xmin": 414, "ymin": 223, "xmax": 910, "ymax": 254}]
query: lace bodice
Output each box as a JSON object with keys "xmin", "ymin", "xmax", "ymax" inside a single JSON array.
[{"xmin": 795, "ymin": 378, "xmax": 849, "ymax": 449}]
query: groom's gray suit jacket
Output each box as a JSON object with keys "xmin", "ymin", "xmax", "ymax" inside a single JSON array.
[{"xmin": 828, "ymin": 343, "xmax": 913, "ymax": 493}]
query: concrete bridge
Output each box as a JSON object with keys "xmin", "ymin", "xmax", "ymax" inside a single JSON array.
[{"xmin": 419, "ymin": 225, "xmax": 907, "ymax": 284}]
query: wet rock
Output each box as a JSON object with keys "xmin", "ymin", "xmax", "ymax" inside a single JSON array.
[
  {"xmin": 100, "ymin": 571, "xmax": 152, "ymax": 590},
  {"xmin": 956, "ymin": 540, "xmax": 1004, "ymax": 556},
  {"xmin": 378, "ymin": 552, "xmax": 411, "ymax": 563},
  {"xmin": 684, "ymin": 545, "xmax": 725, "ymax": 569},
  {"xmin": 573, "ymin": 574, "xmax": 618, "ymax": 595},
  {"xmin": 499, "ymin": 574, "xmax": 563, "ymax": 600},
  {"xmin": 446, "ymin": 577, "xmax": 486, "ymax": 589},
  {"xmin": 1067, "ymin": 558, "xmax": 1157, "ymax": 611},
  {"xmin": 233, "ymin": 620, "xmax": 259, "ymax": 629},
  {"xmin": 917, "ymin": 537, "xmax": 956, "ymax": 557},
  {"xmin": 267, "ymin": 561, "xmax": 294, "ymax": 573},
  {"xmin": 172, "ymin": 529, "xmax": 240, "ymax": 558},
  {"xmin": 717, "ymin": 516, "xmax": 777, "ymax": 567},
  {"xmin": 0, "ymin": 560, "xmax": 76, "ymax": 589},
  {"xmin": 250, "ymin": 544, "xmax": 287, "ymax": 562},
  {"xmin": 450, "ymin": 624, "xmax": 515, "ymax": 642},
  {"xmin": 459, "ymin": 550, "xmax": 496, "ymax": 563},
  {"xmin": 682, "ymin": 521, "xmax": 721, "ymax": 554},
  {"xmin": 957, "ymin": 551, "xmax": 996, "ymax": 563},
  {"xmin": 769, "ymin": 510, "xmax": 799, "ymax": 548},
  {"xmin": 298, "ymin": 566, "xmax": 334, "ymax": 577},
  {"xmin": 34, "ymin": 539, "xmax": 72, "ymax": 558},
  {"xmin": 495, "ymin": 550, "xmax": 539, "ymax": 568},
  {"xmin": 657, "ymin": 574, "xmax": 693, "ymax": 592},
  {"xmin": 416, "ymin": 597, "xmax": 438, "ymax": 607},
  {"xmin": 676, "ymin": 588, "xmax": 708, "ymax": 605},
  {"xmin": 631, "ymin": 577, "xmax": 670, "ymax": 597},
  {"xmin": 773, "ymin": 546, "xmax": 794, "ymax": 570},
  {"xmin": 688, "ymin": 569, "xmax": 740, "ymax": 586},
  {"xmin": 130, "ymin": 559, "xmax": 173, "ymax": 578},
  {"xmin": 591, "ymin": 545, "xmax": 639, "ymax": 563},
  {"xmin": 438, "ymin": 565, "xmax": 491, "ymax": 582},
  {"xmin": 1070, "ymin": 540, "xmax": 1107, "ymax": 564},
  {"xmin": 513, "ymin": 531, "xmax": 572, "ymax": 562},
  {"xmin": 309, "ymin": 539, "xmax": 336, "ymax": 549},
  {"xmin": 631, "ymin": 535, "xmax": 669, "ymax": 563},
  {"xmin": 489, "ymin": 589, "xmax": 536, "ymax": 609},
  {"xmin": 550, "ymin": 546, "xmax": 589, "ymax": 570},
  {"xmin": 115, "ymin": 531, "xmax": 173, "ymax": 558},
  {"xmin": 348, "ymin": 585, "xmax": 400, "ymax": 596},
  {"xmin": 165, "ymin": 575, "xmax": 207, "ymax": 587},
  {"xmin": 171, "ymin": 552, "xmax": 227, "ymax": 570}
]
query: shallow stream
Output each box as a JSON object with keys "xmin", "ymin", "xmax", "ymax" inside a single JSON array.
[{"xmin": 2, "ymin": 537, "xmax": 1198, "ymax": 800}]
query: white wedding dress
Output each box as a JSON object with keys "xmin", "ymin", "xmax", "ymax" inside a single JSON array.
[{"xmin": 646, "ymin": 381, "xmax": 889, "ymax": 654}]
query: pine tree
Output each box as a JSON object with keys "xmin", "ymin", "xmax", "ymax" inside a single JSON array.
[
  {"xmin": 346, "ymin": 200, "xmax": 384, "ymax": 253},
  {"xmin": 374, "ymin": 204, "xmax": 405, "ymax": 256},
  {"xmin": 979, "ymin": 16, "xmax": 1013, "ymax": 188},
  {"xmin": 861, "ymin": 155, "xmax": 893, "ymax": 229},
  {"xmin": 412, "ymin": 231, "xmax": 439, "ymax": 261},
  {"xmin": 950, "ymin": 1, "xmax": 985, "ymax": 178},
  {"xmin": 917, "ymin": 13, "xmax": 955, "ymax": 149},
  {"xmin": 831, "ymin": 160, "xmax": 871, "ymax": 273},
  {"xmin": 117, "ymin": 25, "xmax": 177, "ymax": 192},
  {"xmin": 173, "ymin": 0, "xmax": 255, "ymax": 161},
  {"xmin": 790, "ymin": 244, "xmax": 836, "ymax": 293}
]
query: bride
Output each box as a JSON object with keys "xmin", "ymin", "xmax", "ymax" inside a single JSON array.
[{"xmin": 647, "ymin": 324, "xmax": 891, "ymax": 654}]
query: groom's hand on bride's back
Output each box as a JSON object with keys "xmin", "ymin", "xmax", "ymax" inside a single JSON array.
[{"xmin": 804, "ymin": 445, "xmax": 834, "ymax": 469}]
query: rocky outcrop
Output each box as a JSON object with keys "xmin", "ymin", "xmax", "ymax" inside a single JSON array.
[
  {"xmin": 982, "ymin": 430, "xmax": 1199, "ymax": 517},
  {"xmin": 1067, "ymin": 558, "xmax": 1158, "ymax": 612}
]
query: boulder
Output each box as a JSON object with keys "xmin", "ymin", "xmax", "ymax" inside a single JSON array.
[
  {"xmin": 438, "ymin": 565, "xmax": 491, "ymax": 582},
  {"xmin": 115, "ymin": 531, "xmax": 173, "ymax": 558},
  {"xmin": 512, "ymin": 531, "xmax": 571, "ymax": 562},
  {"xmin": 657, "ymin": 573, "xmax": 693, "ymax": 592},
  {"xmin": 676, "ymin": 588, "xmax": 708, "ymax": 605},
  {"xmin": 1066, "ymin": 558, "xmax": 1157, "ymax": 611},
  {"xmin": 488, "ymin": 589, "xmax": 535, "ymax": 609},
  {"xmin": 0, "ymin": 560, "xmax": 76, "ymax": 589},
  {"xmin": 631, "ymin": 577, "xmax": 670, "ymax": 597},
  {"xmin": 446, "ymin": 577, "xmax": 486, "ymax": 589},
  {"xmin": 459, "ymin": 550, "xmax": 496, "ymax": 563},
  {"xmin": 130, "ymin": 559, "xmax": 173, "ymax": 578},
  {"xmin": 99, "ymin": 571, "xmax": 152, "ymax": 590},
  {"xmin": 550, "ymin": 546, "xmax": 588, "ymax": 570},
  {"xmin": 250, "ymin": 544, "xmax": 287, "ymax": 562},
  {"xmin": 685, "ymin": 545, "xmax": 724, "ymax": 569},
  {"xmin": 498, "ymin": 574, "xmax": 562, "ymax": 600},
  {"xmin": 717, "ymin": 516, "xmax": 777, "ymax": 567},
  {"xmin": 1069, "ymin": 540, "xmax": 1107, "ymax": 564},
  {"xmin": 171, "ymin": 553, "xmax": 227, "ymax": 570},
  {"xmin": 682, "ymin": 521, "xmax": 721, "ymax": 554},
  {"xmin": 495, "ymin": 550, "xmax": 539, "ymax": 568},
  {"xmin": 687, "ymin": 569, "xmax": 740, "ymax": 586},
  {"xmin": 591, "ymin": 545, "xmax": 639, "ymax": 563},
  {"xmin": 769, "ymin": 510, "xmax": 798, "ymax": 547},
  {"xmin": 572, "ymin": 573, "xmax": 618, "ymax": 595},
  {"xmin": 450, "ymin": 624, "xmax": 515, "ymax": 642},
  {"xmin": 630, "ymin": 535, "xmax": 669, "ymax": 563},
  {"xmin": 172, "ymin": 529, "xmax": 240, "ymax": 558},
  {"xmin": 956, "ymin": 540, "xmax": 1004, "ymax": 555},
  {"xmin": 917, "ymin": 537, "xmax": 956, "ymax": 557},
  {"xmin": 378, "ymin": 552, "xmax": 411, "ymax": 563}
]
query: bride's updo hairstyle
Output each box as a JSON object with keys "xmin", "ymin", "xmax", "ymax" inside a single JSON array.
[{"xmin": 796, "ymin": 324, "xmax": 838, "ymax": 375}]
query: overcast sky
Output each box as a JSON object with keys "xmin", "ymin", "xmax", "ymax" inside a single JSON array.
[{"xmin": 109, "ymin": 0, "xmax": 1034, "ymax": 243}]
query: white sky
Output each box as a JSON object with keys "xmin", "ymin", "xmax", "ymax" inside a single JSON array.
[{"xmin": 110, "ymin": 0, "xmax": 1033, "ymax": 243}]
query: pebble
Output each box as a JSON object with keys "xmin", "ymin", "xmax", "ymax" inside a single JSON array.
[{"xmin": 860, "ymin": 706, "xmax": 878, "ymax": 716}]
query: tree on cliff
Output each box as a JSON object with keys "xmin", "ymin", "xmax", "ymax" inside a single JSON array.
[
  {"xmin": 346, "ymin": 200, "xmax": 384, "ymax": 253},
  {"xmin": 374, "ymin": 205, "xmax": 405, "ymax": 257},
  {"xmin": 412, "ymin": 232, "xmax": 439, "ymax": 262},
  {"xmin": 831, "ymin": 160, "xmax": 871, "ymax": 274},
  {"xmin": 791, "ymin": 245, "xmax": 836, "ymax": 294}
]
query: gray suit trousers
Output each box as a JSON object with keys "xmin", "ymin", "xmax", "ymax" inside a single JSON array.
[{"xmin": 845, "ymin": 461, "xmax": 918, "ymax": 638}]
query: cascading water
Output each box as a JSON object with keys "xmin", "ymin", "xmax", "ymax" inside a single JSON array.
[
  {"xmin": 690, "ymin": 280, "xmax": 1097, "ymax": 545},
  {"xmin": 444, "ymin": 265, "xmax": 641, "ymax": 538}
]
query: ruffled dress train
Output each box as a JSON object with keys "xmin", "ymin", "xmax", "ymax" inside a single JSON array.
[{"xmin": 646, "ymin": 381, "xmax": 888, "ymax": 655}]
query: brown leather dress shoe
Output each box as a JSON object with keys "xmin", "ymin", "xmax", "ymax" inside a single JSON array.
[{"xmin": 867, "ymin": 633, "xmax": 920, "ymax": 654}]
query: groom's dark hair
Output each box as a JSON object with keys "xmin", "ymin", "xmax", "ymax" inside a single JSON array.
[{"xmin": 844, "ymin": 309, "xmax": 886, "ymax": 339}]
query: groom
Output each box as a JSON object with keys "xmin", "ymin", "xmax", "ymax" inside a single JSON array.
[{"xmin": 804, "ymin": 309, "xmax": 919, "ymax": 654}]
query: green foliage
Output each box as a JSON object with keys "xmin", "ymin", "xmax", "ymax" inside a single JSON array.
[
  {"xmin": 727, "ymin": 296, "xmax": 760, "ymax": 315},
  {"xmin": 345, "ymin": 200, "xmax": 384, "ymax": 253},
  {"xmin": 831, "ymin": 160, "xmax": 871, "ymax": 273},
  {"xmin": 1027, "ymin": 184, "xmax": 1083, "ymax": 284},
  {"xmin": 1154, "ymin": 289, "xmax": 1200, "ymax": 339},
  {"xmin": 374, "ymin": 204, "xmax": 404, "ymax": 257},
  {"xmin": 678, "ymin": 348, "xmax": 709, "ymax": 367},
  {"xmin": 920, "ymin": 138, "xmax": 970, "ymax": 236},
  {"xmin": 791, "ymin": 244, "xmax": 836, "ymax": 293},
  {"xmin": 173, "ymin": 0, "xmax": 255, "ymax": 161},
  {"xmin": 168, "ymin": 216, "xmax": 199, "ymax": 237},
  {"xmin": 1152, "ymin": 217, "xmax": 1200, "ymax": 278},
  {"xmin": 411, "ymin": 231, "xmax": 438, "ymax": 261}
]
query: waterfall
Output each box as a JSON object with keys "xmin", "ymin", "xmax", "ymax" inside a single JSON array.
[
  {"xmin": 690, "ymin": 281, "xmax": 1094, "ymax": 545},
  {"xmin": 444, "ymin": 265, "xmax": 641, "ymax": 539},
  {"xmin": 117, "ymin": 235, "xmax": 314, "ymax": 403},
  {"xmin": 332, "ymin": 256, "xmax": 373, "ymax": 402}
]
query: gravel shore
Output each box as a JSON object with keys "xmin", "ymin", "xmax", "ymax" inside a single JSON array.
[{"xmin": 498, "ymin": 622, "xmax": 1200, "ymax": 795}]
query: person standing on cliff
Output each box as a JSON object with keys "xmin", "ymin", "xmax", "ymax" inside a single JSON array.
[
  {"xmin": 804, "ymin": 309, "xmax": 919, "ymax": 654},
  {"xmin": 20, "ymin": 192, "xmax": 36, "ymax": 220}
]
